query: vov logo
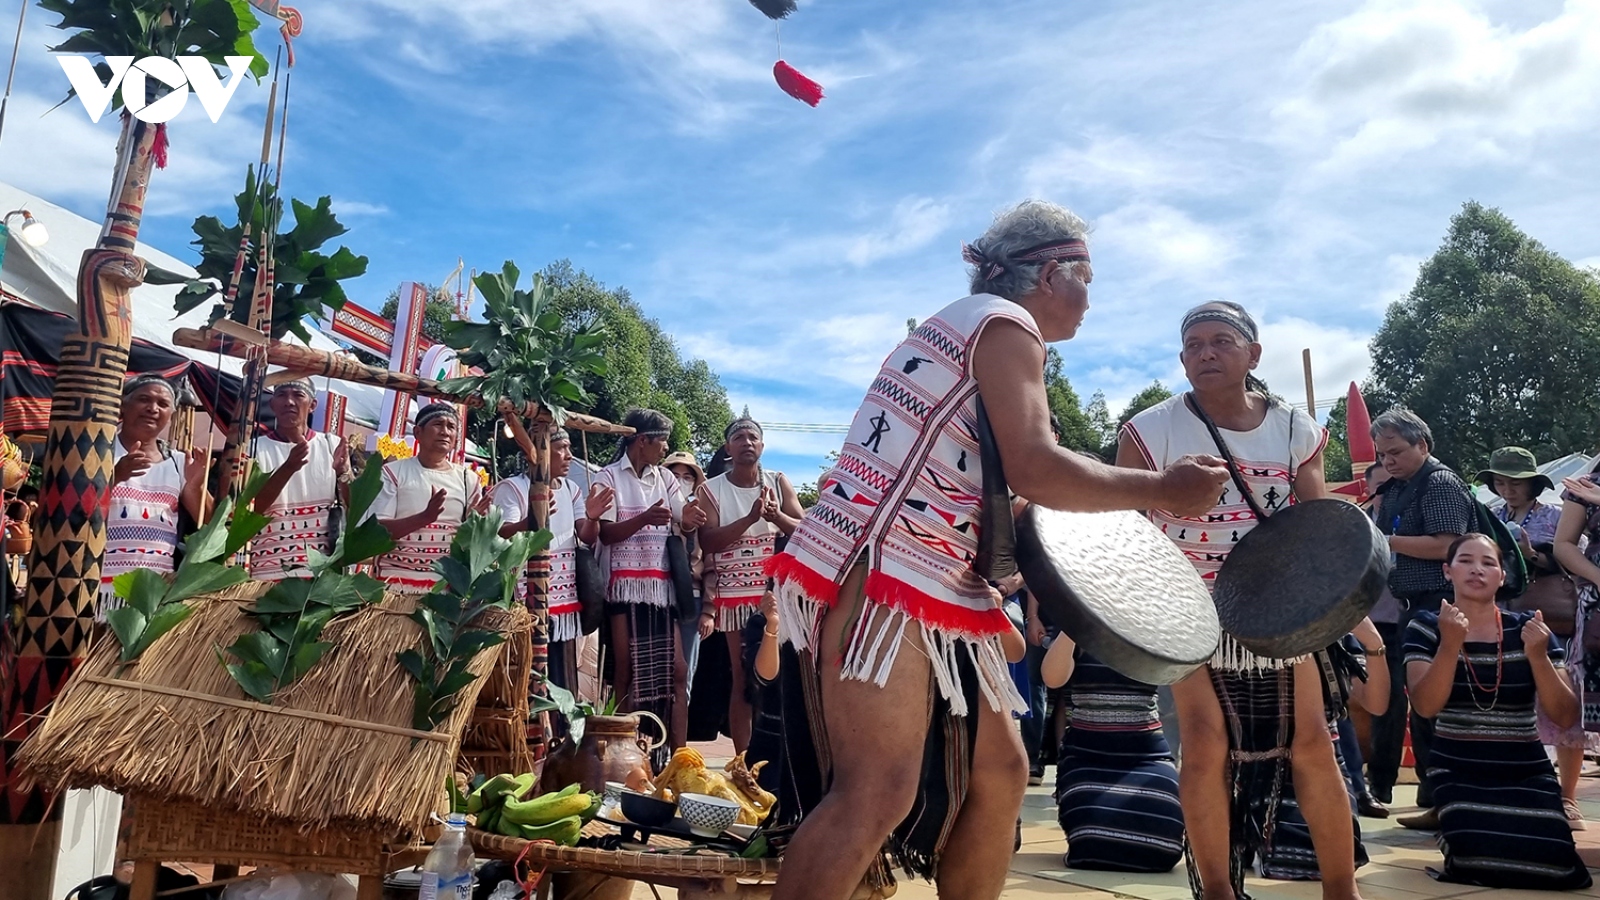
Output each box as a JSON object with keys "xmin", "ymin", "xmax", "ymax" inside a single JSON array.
[{"xmin": 58, "ymin": 56, "xmax": 254, "ymax": 124}]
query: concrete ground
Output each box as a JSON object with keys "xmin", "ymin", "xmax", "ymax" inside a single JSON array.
[{"xmin": 631, "ymin": 737, "xmax": 1600, "ymax": 899}]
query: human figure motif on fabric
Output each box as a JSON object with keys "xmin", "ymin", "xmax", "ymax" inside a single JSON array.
[
  {"xmin": 493, "ymin": 424, "xmax": 611, "ymax": 691},
  {"xmin": 698, "ymin": 417, "xmax": 804, "ymax": 753},
  {"xmin": 1119, "ymin": 301, "xmax": 1363, "ymax": 900},
  {"xmin": 249, "ymin": 378, "xmax": 350, "ymax": 581},
  {"xmin": 366, "ymin": 402, "xmax": 487, "ymax": 592},
  {"xmin": 99, "ymin": 374, "xmax": 211, "ymax": 619},
  {"xmin": 594, "ymin": 408, "xmax": 707, "ymax": 769},
  {"xmin": 765, "ymin": 201, "xmax": 1230, "ymax": 900}
]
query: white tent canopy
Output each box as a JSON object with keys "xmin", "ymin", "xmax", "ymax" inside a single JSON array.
[
  {"xmin": 1474, "ymin": 451, "xmax": 1600, "ymax": 509},
  {"xmin": 0, "ymin": 179, "xmax": 387, "ymax": 427}
]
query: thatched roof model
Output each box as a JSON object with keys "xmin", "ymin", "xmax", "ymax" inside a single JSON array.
[{"xmin": 19, "ymin": 583, "xmax": 529, "ymax": 839}]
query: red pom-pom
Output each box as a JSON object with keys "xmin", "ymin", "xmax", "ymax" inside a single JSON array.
[
  {"xmin": 151, "ymin": 123, "xmax": 169, "ymax": 169},
  {"xmin": 773, "ymin": 60, "xmax": 824, "ymax": 107}
]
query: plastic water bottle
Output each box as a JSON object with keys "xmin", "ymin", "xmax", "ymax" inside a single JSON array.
[{"xmin": 419, "ymin": 813, "xmax": 476, "ymax": 900}]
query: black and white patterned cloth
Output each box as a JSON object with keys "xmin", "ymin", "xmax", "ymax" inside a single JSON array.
[{"xmin": 1378, "ymin": 461, "xmax": 1475, "ymax": 597}]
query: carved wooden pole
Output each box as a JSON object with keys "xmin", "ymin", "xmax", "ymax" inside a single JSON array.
[
  {"xmin": 0, "ymin": 118, "xmax": 155, "ymax": 891},
  {"xmin": 501, "ymin": 404, "xmax": 550, "ymax": 762}
]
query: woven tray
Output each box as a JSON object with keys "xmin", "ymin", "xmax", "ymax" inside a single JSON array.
[{"xmin": 469, "ymin": 825, "xmax": 780, "ymax": 881}]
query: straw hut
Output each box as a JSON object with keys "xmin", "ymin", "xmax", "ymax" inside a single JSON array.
[{"xmin": 17, "ymin": 582, "xmax": 533, "ymax": 874}]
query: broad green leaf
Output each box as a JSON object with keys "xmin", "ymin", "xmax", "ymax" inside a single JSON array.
[
  {"xmin": 433, "ymin": 666, "xmax": 479, "ymax": 699},
  {"xmin": 254, "ymin": 579, "xmax": 314, "ymax": 615},
  {"xmin": 142, "ymin": 263, "xmax": 191, "ymax": 286},
  {"xmin": 166, "ymin": 561, "xmax": 250, "ymax": 606},
  {"xmin": 114, "ymin": 568, "xmax": 168, "ymax": 615},
  {"xmin": 436, "ymin": 556, "xmax": 474, "ymax": 597},
  {"xmin": 106, "ymin": 607, "xmax": 146, "ymax": 660},
  {"xmin": 337, "ymin": 519, "xmax": 394, "ymax": 569},
  {"xmin": 226, "ymin": 661, "xmax": 277, "ymax": 702},
  {"xmin": 182, "ymin": 494, "xmax": 237, "ymax": 565},
  {"xmin": 396, "ymin": 649, "xmax": 427, "ymax": 682},
  {"xmin": 345, "ymin": 456, "xmax": 386, "ymax": 524},
  {"xmin": 447, "ymin": 629, "xmax": 504, "ymax": 661},
  {"xmin": 222, "ymin": 508, "xmax": 271, "ymax": 560},
  {"xmin": 412, "ymin": 682, "xmax": 440, "ymax": 731},
  {"xmin": 290, "ymin": 641, "xmax": 334, "ymax": 682},
  {"xmin": 133, "ymin": 603, "xmax": 196, "ymax": 655}
]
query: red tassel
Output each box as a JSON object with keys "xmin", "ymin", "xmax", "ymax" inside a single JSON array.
[
  {"xmin": 773, "ymin": 60, "xmax": 824, "ymax": 107},
  {"xmin": 151, "ymin": 123, "xmax": 169, "ymax": 169}
]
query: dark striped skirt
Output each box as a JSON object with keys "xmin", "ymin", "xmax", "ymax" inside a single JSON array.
[
  {"xmin": 1429, "ymin": 739, "xmax": 1591, "ymax": 890},
  {"xmin": 1056, "ymin": 741, "xmax": 1184, "ymax": 872},
  {"xmin": 1256, "ymin": 723, "xmax": 1367, "ymax": 880}
]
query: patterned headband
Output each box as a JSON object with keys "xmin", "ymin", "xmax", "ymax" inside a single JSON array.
[
  {"xmin": 962, "ymin": 238, "xmax": 1090, "ymax": 282},
  {"xmin": 725, "ymin": 418, "xmax": 762, "ymax": 441},
  {"xmin": 1180, "ymin": 305, "xmax": 1258, "ymax": 343},
  {"xmin": 414, "ymin": 403, "xmax": 457, "ymax": 430}
]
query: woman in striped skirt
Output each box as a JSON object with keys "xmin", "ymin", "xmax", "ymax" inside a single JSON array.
[
  {"xmin": 1404, "ymin": 533, "xmax": 1591, "ymax": 890},
  {"xmin": 1041, "ymin": 634, "xmax": 1185, "ymax": 872}
]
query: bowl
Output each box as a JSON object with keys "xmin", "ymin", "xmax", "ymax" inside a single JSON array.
[
  {"xmin": 678, "ymin": 792, "xmax": 741, "ymax": 838},
  {"xmin": 620, "ymin": 790, "xmax": 677, "ymax": 828}
]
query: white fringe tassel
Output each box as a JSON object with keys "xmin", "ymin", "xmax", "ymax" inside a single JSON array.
[
  {"xmin": 550, "ymin": 610, "xmax": 580, "ymax": 643},
  {"xmin": 774, "ymin": 577, "xmax": 824, "ymax": 652},
  {"xmin": 716, "ymin": 600, "xmax": 757, "ymax": 633},
  {"xmin": 610, "ymin": 575, "xmax": 673, "ymax": 609},
  {"xmin": 1210, "ymin": 633, "xmax": 1306, "ymax": 673}
]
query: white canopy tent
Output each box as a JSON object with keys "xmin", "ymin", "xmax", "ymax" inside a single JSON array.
[
  {"xmin": 1474, "ymin": 451, "xmax": 1600, "ymax": 509},
  {"xmin": 0, "ymin": 179, "xmax": 387, "ymax": 428}
]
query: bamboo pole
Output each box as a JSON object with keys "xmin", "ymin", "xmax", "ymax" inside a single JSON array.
[
  {"xmin": 501, "ymin": 403, "xmax": 549, "ymax": 762},
  {"xmin": 172, "ymin": 327, "xmax": 631, "ymax": 434}
]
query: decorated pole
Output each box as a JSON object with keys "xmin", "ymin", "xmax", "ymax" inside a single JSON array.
[
  {"xmin": 0, "ymin": 119, "xmax": 156, "ymax": 891},
  {"xmin": 501, "ymin": 402, "xmax": 550, "ymax": 761},
  {"xmin": 170, "ymin": 327, "xmax": 631, "ymax": 433}
]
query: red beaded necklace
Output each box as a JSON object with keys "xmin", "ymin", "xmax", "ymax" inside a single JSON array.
[{"xmin": 1463, "ymin": 611, "xmax": 1505, "ymax": 712}]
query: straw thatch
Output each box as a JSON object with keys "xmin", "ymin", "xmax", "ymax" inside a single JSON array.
[{"xmin": 17, "ymin": 582, "xmax": 531, "ymax": 840}]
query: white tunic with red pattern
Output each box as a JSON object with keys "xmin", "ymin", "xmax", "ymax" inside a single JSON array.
[
  {"xmin": 366, "ymin": 457, "xmax": 482, "ymax": 593},
  {"xmin": 492, "ymin": 474, "xmax": 583, "ymax": 641},
  {"xmin": 704, "ymin": 469, "xmax": 783, "ymax": 632},
  {"xmin": 767, "ymin": 294, "xmax": 1034, "ymax": 715}
]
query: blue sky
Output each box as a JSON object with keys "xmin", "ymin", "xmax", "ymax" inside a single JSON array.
[{"xmin": 3, "ymin": 0, "xmax": 1598, "ymax": 482}]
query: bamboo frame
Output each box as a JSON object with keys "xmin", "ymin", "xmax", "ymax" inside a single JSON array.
[{"xmin": 171, "ymin": 327, "xmax": 632, "ymax": 434}]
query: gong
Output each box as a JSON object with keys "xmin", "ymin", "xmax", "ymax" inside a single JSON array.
[
  {"xmin": 1211, "ymin": 498, "xmax": 1389, "ymax": 660},
  {"xmin": 1016, "ymin": 505, "xmax": 1220, "ymax": 685}
]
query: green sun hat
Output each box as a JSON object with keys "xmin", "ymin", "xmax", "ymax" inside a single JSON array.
[{"xmin": 1476, "ymin": 446, "xmax": 1554, "ymax": 495}]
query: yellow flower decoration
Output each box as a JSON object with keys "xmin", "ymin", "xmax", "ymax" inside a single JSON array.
[
  {"xmin": 476, "ymin": 466, "xmax": 489, "ymax": 489},
  {"xmin": 376, "ymin": 434, "xmax": 414, "ymax": 460}
]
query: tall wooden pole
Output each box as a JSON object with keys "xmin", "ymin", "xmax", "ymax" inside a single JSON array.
[
  {"xmin": 1301, "ymin": 348, "xmax": 1316, "ymax": 421},
  {"xmin": 502, "ymin": 405, "xmax": 550, "ymax": 762},
  {"xmin": 0, "ymin": 117, "xmax": 155, "ymax": 894}
]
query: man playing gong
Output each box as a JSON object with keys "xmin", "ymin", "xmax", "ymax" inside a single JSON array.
[
  {"xmin": 766, "ymin": 200, "xmax": 1230, "ymax": 900},
  {"xmin": 1119, "ymin": 301, "xmax": 1362, "ymax": 900}
]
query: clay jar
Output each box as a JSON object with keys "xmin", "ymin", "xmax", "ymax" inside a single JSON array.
[{"xmin": 540, "ymin": 713, "xmax": 666, "ymax": 794}]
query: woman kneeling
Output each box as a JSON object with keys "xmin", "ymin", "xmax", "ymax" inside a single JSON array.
[
  {"xmin": 1042, "ymin": 634, "xmax": 1184, "ymax": 873},
  {"xmin": 1404, "ymin": 533, "xmax": 1591, "ymax": 891}
]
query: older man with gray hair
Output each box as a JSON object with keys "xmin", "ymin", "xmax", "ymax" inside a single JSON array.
[
  {"xmin": 1368, "ymin": 406, "xmax": 1474, "ymax": 829},
  {"xmin": 766, "ymin": 200, "xmax": 1230, "ymax": 900}
]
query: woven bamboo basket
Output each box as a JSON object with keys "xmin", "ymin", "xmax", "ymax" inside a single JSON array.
[
  {"xmin": 468, "ymin": 827, "xmax": 780, "ymax": 881},
  {"xmin": 120, "ymin": 794, "xmax": 424, "ymax": 877}
]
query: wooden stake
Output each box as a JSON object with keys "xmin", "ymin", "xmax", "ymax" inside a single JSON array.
[{"xmin": 1301, "ymin": 348, "xmax": 1316, "ymax": 421}]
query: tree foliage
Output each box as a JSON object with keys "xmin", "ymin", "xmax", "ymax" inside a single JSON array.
[
  {"xmin": 540, "ymin": 261, "xmax": 733, "ymax": 460},
  {"xmin": 1368, "ymin": 201, "xmax": 1600, "ymax": 472},
  {"xmin": 156, "ymin": 167, "xmax": 369, "ymax": 342}
]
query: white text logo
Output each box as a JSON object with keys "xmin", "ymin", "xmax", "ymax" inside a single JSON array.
[{"xmin": 58, "ymin": 56, "xmax": 253, "ymax": 124}]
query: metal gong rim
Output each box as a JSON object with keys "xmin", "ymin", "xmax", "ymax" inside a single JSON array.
[
  {"xmin": 1016, "ymin": 506, "xmax": 1219, "ymax": 685},
  {"xmin": 1211, "ymin": 498, "xmax": 1389, "ymax": 659}
]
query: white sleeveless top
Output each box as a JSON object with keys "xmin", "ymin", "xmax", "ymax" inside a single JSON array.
[
  {"xmin": 250, "ymin": 431, "xmax": 341, "ymax": 581},
  {"xmin": 703, "ymin": 469, "xmax": 783, "ymax": 631},
  {"xmin": 365, "ymin": 457, "xmax": 483, "ymax": 592},
  {"xmin": 1123, "ymin": 393, "xmax": 1326, "ymax": 671}
]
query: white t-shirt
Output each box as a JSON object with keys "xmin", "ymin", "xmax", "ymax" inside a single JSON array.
[{"xmin": 99, "ymin": 435, "xmax": 186, "ymax": 617}]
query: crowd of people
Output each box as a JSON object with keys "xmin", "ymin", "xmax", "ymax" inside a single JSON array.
[{"xmin": 1, "ymin": 198, "xmax": 1597, "ymax": 900}]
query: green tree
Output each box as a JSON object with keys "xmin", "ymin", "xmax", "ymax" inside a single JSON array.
[
  {"xmin": 1322, "ymin": 396, "xmax": 1353, "ymax": 483},
  {"xmin": 1044, "ymin": 348, "xmax": 1099, "ymax": 454},
  {"xmin": 541, "ymin": 261, "xmax": 732, "ymax": 460},
  {"xmin": 1083, "ymin": 391, "xmax": 1115, "ymax": 460},
  {"xmin": 1369, "ymin": 201, "xmax": 1600, "ymax": 471},
  {"xmin": 1117, "ymin": 382, "xmax": 1174, "ymax": 433}
]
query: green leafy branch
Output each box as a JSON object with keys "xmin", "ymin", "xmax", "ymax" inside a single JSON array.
[
  {"xmin": 41, "ymin": 0, "xmax": 268, "ymax": 111},
  {"xmin": 438, "ymin": 261, "xmax": 608, "ymax": 423},
  {"xmin": 220, "ymin": 457, "xmax": 396, "ymax": 702},
  {"xmin": 529, "ymin": 674, "xmax": 619, "ymax": 744},
  {"xmin": 398, "ymin": 508, "xmax": 548, "ymax": 733},
  {"xmin": 147, "ymin": 166, "xmax": 370, "ymax": 343},
  {"xmin": 107, "ymin": 465, "xmax": 271, "ymax": 665}
]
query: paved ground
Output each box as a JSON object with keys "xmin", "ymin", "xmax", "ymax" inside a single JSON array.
[{"xmin": 634, "ymin": 737, "xmax": 1600, "ymax": 898}]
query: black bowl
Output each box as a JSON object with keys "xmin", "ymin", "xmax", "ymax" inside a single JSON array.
[{"xmin": 620, "ymin": 790, "xmax": 677, "ymax": 827}]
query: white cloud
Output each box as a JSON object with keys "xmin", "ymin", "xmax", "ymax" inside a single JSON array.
[
  {"xmin": 1094, "ymin": 202, "xmax": 1238, "ymax": 282},
  {"xmin": 1275, "ymin": 0, "xmax": 1600, "ymax": 173},
  {"xmin": 845, "ymin": 196, "xmax": 951, "ymax": 266},
  {"xmin": 1024, "ymin": 132, "xmax": 1214, "ymax": 199},
  {"xmin": 334, "ymin": 200, "xmax": 391, "ymax": 217},
  {"xmin": 1254, "ymin": 317, "xmax": 1374, "ymax": 420}
]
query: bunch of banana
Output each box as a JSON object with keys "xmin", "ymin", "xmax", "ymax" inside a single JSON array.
[{"xmin": 467, "ymin": 777, "xmax": 600, "ymax": 846}]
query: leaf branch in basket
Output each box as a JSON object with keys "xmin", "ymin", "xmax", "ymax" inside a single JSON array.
[
  {"xmin": 106, "ymin": 465, "xmax": 269, "ymax": 666},
  {"xmin": 400, "ymin": 505, "xmax": 549, "ymax": 732},
  {"xmin": 220, "ymin": 458, "xmax": 395, "ymax": 702}
]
